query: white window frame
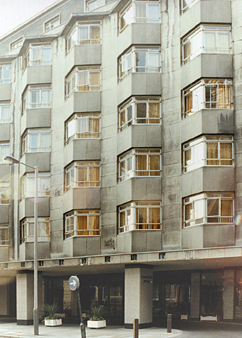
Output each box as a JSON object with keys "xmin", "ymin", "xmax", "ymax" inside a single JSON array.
[
  {"xmin": 64, "ymin": 210, "xmax": 100, "ymax": 238},
  {"xmin": 66, "ymin": 22, "xmax": 101, "ymax": 52},
  {"xmin": 183, "ymin": 192, "xmax": 234, "ymax": 227},
  {"xmin": 118, "ymin": 201, "xmax": 162, "ymax": 233},
  {"xmin": 0, "ymin": 181, "xmax": 9, "ymax": 205},
  {"xmin": 44, "ymin": 14, "xmax": 60, "ymax": 32},
  {"xmin": 181, "ymin": 0, "xmax": 199, "ymax": 13},
  {"xmin": 21, "ymin": 173, "xmax": 50, "ymax": 198},
  {"xmin": 119, "ymin": 46, "xmax": 161, "ymax": 80},
  {"xmin": 24, "ymin": 44, "xmax": 52, "ymax": 68},
  {"xmin": 0, "ymin": 143, "xmax": 10, "ymax": 164},
  {"xmin": 182, "ymin": 25, "xmax": 231, "ymax": 64},
  {"xmin": 65, "ymin": 161, "xmax": 100, "ymax": 191},
  {"xmin": 9, "ymin": 36, "xmax": 24, "ymax": 51},
  {"xmin": 118, "ymin": 148, "xmax": 161, "ymax": 182},
  {"xmin": 65, "ymin": 113, "xmax": 101, "ymax": 142},
  {"xmin": 23, "ymin": 85, "xmax": 51, "ymax": 111},
  {"xmin": 22, "ymin": 128, "xmax": 51, "ymax": 154},
  {"xmin": 0, "ymin": 225, "xmax": 9, "ymax": 245},
  {"xmin": 20, "ymin": 217, "xmax": 50, "ymax": 243},
  {"xmin": 183, "ymin": 135, "xmax": 234, "ymax": 173},
  {"xmin": 0, "ymin": 64, "xmax": 11, "ymax": 84},
  {"xmin": 119, "ymin": 96, "xmax": 161, "ymax": 131},
  {"xmin": 0, "ymin": 102, "xmax": 11, "ymax": 123},
  {"xmin": 86, "ymin": 0, "xmax": 105, "ymax": 12},
  {"xmin": 66, "ymin": 66, "xmax": 101, "ymax": 96}
]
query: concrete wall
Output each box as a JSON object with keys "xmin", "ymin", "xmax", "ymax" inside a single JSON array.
[
  {"xmin": 117, "ymin": 230, "xmax": 162, "ymax": 253},
  {"xmin": 22, "ymin": 65, "xmax": 52, "ymax": 91},
  {"xmin": 62, "ymin": 187, "xmax": 101, "ymax": 213},
  {"xmin": 63, "ymin": 236, "xmax": 101, "ymax": 257},
  {"xmin": 21, "ymin": 109, "xmax": 51, "ymax": 135},
  {"xmin": 19, "ymin": 242, "xmax": 50, "ymax": 260}
]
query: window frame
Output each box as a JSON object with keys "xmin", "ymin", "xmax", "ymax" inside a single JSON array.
[
  {"xmin": 0, "ymin": 102, "xmax": 11, "ymax": 123},
  {"xmin": 9, "ymin": 36, "xmax": 24, "ymax": 51},
  {"xmin": 86, "ymin": 0, "xmax": 105, "ymax": 12},
  {"xmin": 64, "ymin": 210, "xmax": 100, "ymax": 238},
  {"xmin": 0, "ymin": 181, "xmax": 9, "ymax": 205},
  {"xmin": 66, "ymin": 22, "xmax": 101, "ymax": 52},
  {"xmin": 0, "ymin": 224, "xmax": 9, "ymax": 245},
  {"xmin": 21, "ymin": 128, "xmax": 51, "ymax": 155},
  {"xmin": 24, "ymin": 43, "xmax": 52, "ymax": 68},
  {"xmin": 65, "ymin": 113, "xmax": 101, "ymax": 142},
  {"xmin": 21, "ymin": 172, "xmax": 50, "ymax": 199},
  {"xmin": 22, "ymin": 85, "xmax": 52, "ymax": 111},
  {"xmin": 0, "ymin": 64, "xmax": 11, "ymax": 84},
  {"xmin": 180, "ymin": 0, "xmax": 199, "ymax": 14},
  {"xmin": 0, "ymin": 143, "xmax": 10, "ymax": 164},
  {"xmin": 20, "ymin": 217, "xmax": 50, "ymax": 244},
  {"xmin": 44, "ymin": 14, "xmax": 61, "ymax": 32}
]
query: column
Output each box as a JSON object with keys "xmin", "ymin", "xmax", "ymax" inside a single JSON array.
[
  {"xmin": 16, "ymin": 273, "xmax": 34, "ymax": 325},
  {"xmin": 190, "ymin": 272, "xmax": 200, "ymax": 319},
  {"xmin": 223, "ymin": 270, "xmax": 234, "ymax": 320}
]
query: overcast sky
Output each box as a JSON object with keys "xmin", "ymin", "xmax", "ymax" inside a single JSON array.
[{"xmin": 0, "ymin": 0, "xmax": 58, "ymax": 37}]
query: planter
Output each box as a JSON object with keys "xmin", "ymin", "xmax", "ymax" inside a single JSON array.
[
  {"xmin": 44, "ymin": 318, "xmax": 62, "ymax": 326},
  {"xmin": 200, "ymin": 315, "xmax": 217, "ymax": 321},
  {"xmin": 87, "ymin": 320, "xmax": 106, "ymax": 329}
]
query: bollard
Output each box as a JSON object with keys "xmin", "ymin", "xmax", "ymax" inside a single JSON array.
[
  {"xmin": 133, "ymin": 318, "xmax": 139, "ymax": 338},
  {"xmin": 167, "ymin": 314, "xmax": 172, "ymax": 333}
]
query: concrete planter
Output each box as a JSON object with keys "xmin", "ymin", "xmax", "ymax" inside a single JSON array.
[
  {"xmin": 87, "ymin": 320, "xmax": 106, "ymax": 328},
  {"xmin": 44, "ymin": 318, "xmax": 62, "ymax": 326},
  {"xmin": 200, "ymin": 315, "xmax": 217, "ymax": 321}
]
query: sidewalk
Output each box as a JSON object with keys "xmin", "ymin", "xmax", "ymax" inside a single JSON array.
[{"xmin": 0, "ymin": 323, "xmax": 182, "ymax": 338}]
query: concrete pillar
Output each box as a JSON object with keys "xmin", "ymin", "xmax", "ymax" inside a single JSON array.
[
  {"xmin": 124, "ymin": 265, "xmax": 153, "ymax": 328},
  {"xmin": 16, "ymin": 273, "xmax": 34, "ymax": 325},
  {"xmin": 190, "ymin": 272, "xmax": 200, "ymax": 319},
  {"xmin": 223, "ymin": 270, "xmax": 234, "ymax": 320}
]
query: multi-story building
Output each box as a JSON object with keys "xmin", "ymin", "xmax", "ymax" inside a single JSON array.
[{"xmin": 0, "ymin": 0, "xmax": 241, "ymax": 327}]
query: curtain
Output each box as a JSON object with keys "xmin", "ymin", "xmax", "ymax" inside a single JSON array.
[
  {"xmin": 78, "ymin": 26, "xmax": 89, "ymax": 42},
  {"xmin": 150, "ymin": 155, "xmax": 160, "ymax": 176},
  {"xmin": 185, "ymin": 92, "xmax": 192, "ymax": 115},
  {"xmin": 205, "ymin": 85, "xmax": 217, "ymax": 108},
  {"xmin": 89, "ymin": 167, "xmax": 99, "ymax": 186},
  {"xmin": 135, "ymin": 2, "xmax": 146, "ymax": 23},
  {"xmin": 220, "ymin": 142, "xmax": 232, "ymax": 165},
  {"xmin": 149, "ymin": 207, "xmax": 160, "ymax": 229},
  {"xmin": 89, "ymin": 215, "xmax": 100, "ymax": 235},
  {"xmin": 77, "ymin": 167, "xmax": 87, "ymax": 186},
  {"xmin": 184, "ymin": 203, "xmax": 192, "ymax": 226},
  {"xmin": 217, "ymin": 32, "xmax": 230, "ymax": 53},
  {"xmin": 148, "ymin": 50, "xmax": 159, "ymax": 72},
  {"xmin": 90, "ymin": 117, "xmax": 100, "ymax": 138},
  {"xmin": 136, "ymin": 154, "xmax": 147, "ymax": 176},
  {"xmin": 207, "ymin": 198, "xmax": 219, "ymax": 222},
  {"xmin": 90, "ymin": 26, "xmax": 100, "ymax": 43},
  {"xmin": 136, "ymin": 103, "xmax": 146, "ymax": 123},
  {"xmin": 204, "ymin": 31, "xmax": 215, "ymax": 53},
  {"xmin": 41, "ymin": 89, "xmax": 51, "ymax": 107},
  {"xmin": 90, "ymin": 71, "xmax": 100, "ymax": 90},
  {"xmin": 29, "ymin": 133, "xmax": 38, "ymax": 152},
  {"xmin": 221, "ymin": 199, "xmax": 233, "ymax": 222},
  {"xmin": 40, "ymin": 133, "xmax": 51, "ymax": 151},
  {"xmin": 207, "ymin": 142, "xmax": 219, "ymax": 165},
  {"xmin": 136, "ymin": 207, "xmax": 147, "ymax": 229},
  {"xmin": 77, "ymin": 117, "xmax": 88, "ymax": 138},
  {"xmin": 78, "ymin": 70, "xmax": 89, "ymax": 91},
  {"xmin": 147, "ymin": 4, "xmax": 159, "ymax": 23},
  {"xmin": 77, "ymin": 215, "xmax": 88, "ymax": 235},
  {"xmin": 30, "ymin": 46, "xmax": 41, "ymax": 65},
  {"xmin": 149, "ymin": 103, "xmax": 160, "ymax": 123},
  {"xmin": 121, "ymin": 5, "xmax": 133, "ymax": 30},
  {"xmin": 42, "ymin": 47, "xmax": 52, "ymax": 65}
]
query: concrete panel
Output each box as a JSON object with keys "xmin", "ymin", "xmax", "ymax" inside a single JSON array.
[
  {"xmin": 22, "ymin": 65, "xmax": 52, "ymax": 92},
  {"xmin": 117, "ymin": 73, "xmax": 161, "ymax": 105},
  {"xmin": 117, "ymin": 125, "xmax": 162, "ymax": 155},
  {"xmin": 0, "ymin": 164, "xmax": 10, "ymax": 180},
  {"xmin": 182, "ymin": 226, "xmax": 203, "ymax": 249},
  {"xmin": 16, "ymin": 273, "xmax": 34, "ymax": 323},
  {"xmin": 63, "ymin": 236, "xmax": 101, "ymax": 257},
  {"xmin": 64, "ymin": 139, "xmax": 101, "ymax": 167},
  {"xmin": 181, "ymin": 54, "xmax": 233, "ymax": 90},
  {"xmin": 62, "ymin": 187, "xmax": 101, "ymax": 213},
  {"xmin": 190, "ymin": 272, "xmax": 200, "ymax": 319},
  {"xmin": 117, "ymin": 230, "xmax": 162, "ymax": 253},
  {"xmin": 0, "ymin": 247, "xmax": 9, "ymax": 262},
  {"xmin": 64, "ymin": 92, "xmax": 101, "ymax": 119},
  {"xmin": 181, "ymin": 109, "xmax": 234, "ymax": 144},
  {"xmin": 223, "ymin": 270, "xmax": 234, "ymax": 320},
  {"xmin": 0, "ymin": 205, "xmax": 9, "ymax": 223},
  {"xmin": 86, "ymin": 236, "xmax": 101, "ymax": 255},
  {"xmin": 0, "ymin": 278, "xmax": 8, "ymax": 314},
  {"xmin": 0, "ymin": 84, "xmax": 11, "ymax": 101},
  {"xmin": 0, "ymin": 124, "xmax": 10, "ymax": 141},
  {"xmin": 19, "ymin": 197, "xmax": 50, "ymax": 219},
  {"xmin": 65, "ymin": 45, "xmax": 101, "ymax": 74},
  {"xmin": 182, "ymin": 167, "xmax": 235, "ymax": 197},
  {"xmin": 117, "ymin": 232, "xmax": 132, "ymax": 253},
  {"xmin": 19, "ymin": 242, "xmax": 50, "ymax": 260},
  {"xmin": 19, "ymin": 153, "xmax": 51, "ymax": 176},
  {"xmin": 203, "ymin": 224, "xmax": 235, "ymax": 247},
  {"xmin": 21, "ymin": 109, "xmax": 51, "ymax": 135},
  {"xmin": 180, "ymin": 0, "xmax": 231, "ymax": 38}
]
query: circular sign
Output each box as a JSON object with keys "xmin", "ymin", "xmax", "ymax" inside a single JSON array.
[{"xmin": 69, "ymin": 275, "xmax": 80, "ymax": 291}]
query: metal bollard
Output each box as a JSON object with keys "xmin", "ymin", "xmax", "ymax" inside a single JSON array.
[
  {"xmin": 167, "ymin": 314, "xmax": 172, "ymax": 333},
  {"xmin": 133, "ymin": 318, "xmax": 139, "ymax": 338}
]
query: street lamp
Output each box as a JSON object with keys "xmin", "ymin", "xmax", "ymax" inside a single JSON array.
[{"xmin": 3, "ymin": 156, "xmax": 39, "ymax": 335}]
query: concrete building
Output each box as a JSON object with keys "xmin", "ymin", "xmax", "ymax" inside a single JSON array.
[{"xmin": 0, "ymin": 0, "xmax": 241, "ymax": 327}]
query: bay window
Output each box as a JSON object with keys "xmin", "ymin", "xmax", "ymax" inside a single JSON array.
[
  {"xmin": 20, "ymin": 217, "xmax": 50, "ymax": 243},
  {"xmin": 66, "ymin": 66, "xmax": 100, "ymax": 96},
  {"xmin": 21, "ymin": 173, "xmax": 50, "ymax": 198},
  {"xmin": 0, "ymin": 64, "xmax": 11, "ymax": 83},
  {"xmin": 65, "ymin": 161, "xmax": 100, "ymax": 190},
  {"xmin": 118, "ymin": 148, "xmax": 161, "ymax": 182},
  {"xmin": 181, "ymin": 0, "xmax": 199, "ymax": 13},
  {"xmin": 182, "ymin": 25, "xmax": 231, "ymax": 64},
  {"xmin": 86, "ymin": 0, "xmax": 105, "ymax": 12},
  {"xmin": 65, "ymin": 113, "xmax": 100, "ymax": 142},
  {"xmin": 67, "ymin": 22, "xmax": 101, "ymax": 51},
  {"xmin": 183, "ymin": 192, "xmax": 234, "ymax": 227},
  {"xmin": 0, "ymin": 181, "xmax": 9, "ymax": 204},
  {"xmin": 24, "ymin": 44, "xmax": 52, "ymax": 68},
  {"xmin": 0, "ymin": 225, "xmax": 9, "ymax": 245},
  {"xmin": 183, "ymin": 135, "xmax": 233, "ymax": 172},
  {"xmin": 119, "ymin": 96, "xmax": 161, "ymax": 131},
  {"xmin": 23, "ymin": 85, "xmax": 51, "ymax": 110},
  {"xmin": 118, "ymin": 201, "xmax": 162, "ymax": 233},
  {"xmin": 120, "ymin": 0, "xmax": 160, "ymax": 32},
  {"xmin": 182, "ymin": 79, "xmax": 232, "ymax": 118},
  {"xmin": 0, "ymin": 102, "xmax": 11, "ymax": 123},
  {"xmin": 0, "ymin": 143, "xmax": 10, "ymax": 164},
  {"xmin": 44, "ymin": 15, "xmax": 60, "ymax": 32},
  {"xmin": 22, "ymin": 128, "xmax": 51, "ymax": 154},
  {"xmin": 64, "ymin": 210, "xmax": 100, "ymax": 238},
  {"xmin": 119, "ymin": 46, "xmax": 160, "ymax": 80}
]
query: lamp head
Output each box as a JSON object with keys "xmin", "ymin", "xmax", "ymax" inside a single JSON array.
[{"xmin": 2, "ymin": 156, "xmax": 20, "ymax": 164}]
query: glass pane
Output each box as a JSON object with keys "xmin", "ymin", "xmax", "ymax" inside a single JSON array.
[
  {"xmin": 89, "ymin": 215, "xmax": 100, "ymax": 235},
  {"xmin": 78, "ymin": 71, "xmax": 89, "ymax": 91},
  {"xmin": 221, "ymin": 199, "xmax": 233, "ymax": 222},
  {"xmin": 89, "ymin": 167, "xmax": 99, "ymax": 186},
  {"xmin": 147, "ymin": 4, "xmax": 159, "ymax": 23},
  {"xmin": 90, "ymin": 71, "xmax": 100, "ymax": 90},
  {"xmin": 150, "ymin": 155, "xmax": 160, "ymax": 176},
  {"xmin": 77, "ymin": 167, "xmax": 87, "ymax": 186},
  {"xmin": 135, "ymin": 51, "xmax": 146, "ymax": 72},
  {"xmin": 29, "ymin": 134, "xmax": 38, "ymax": 152},
  {"xmin": 149, "ymin": 102, "xmax": 159, "ymax": 122},
  {"xmin": 207, "ymin": 198, "xmax": 219, "ymax": 222},
  {"xmin": 137, "ymin": 103, "xmax": 146, "ymax": 123},
  {"xmin": 136, "ymin": 154, "xmax": 147, "ymax": 176},
  {"xmin": 77, "ymin": 215, "xmax": 88, "ymax": 235},
  {"xmin": 149, "ymin": 207, "xmax": 160, "ymax": 229},
  {"xmin": 78, "ymin": 26, "xmax": 89, "ymax": 40},
  {"xmin": 90, "ymin": 26, "xmax": 100, "ymax": 41},
  {"xmin": 204, "ymin": 31, "xmax": 216, "ymax": 53},
  {"xmin": 207, "ymin": 142, "xmax": 219, "ymax": 165},
  {"xmin": 136, "ymin": 207, "xmax": 147, "ymax": 229},
  {"xmin": 67, "ymin": 119, "xmax": 76, "ymax": 139}
]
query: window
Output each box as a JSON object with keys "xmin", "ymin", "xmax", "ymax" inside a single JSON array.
[
  {"xmin": 21, "ymin": 173, "xmax": 50, "ymax": 198},
  {"xmin": 44, "ymin": 14, "xmax": 60, "ymax": 32},
  {"xmin": 118, "ymin": 201, "xmax": 162, "ymax": 233},
  {"xmin": 118, "ymin": 149, "xmax": 161, "ymax": 182},
  {"xmin": 65, "ymin": 161, "xmax": 100, "ymax": 191},
  {"xmin": 182, "ymin": 79, "xmax": 232, "ymax": 118},
  {"xmin": 20, "ymin": 217, "xmax": 50, "ymax": 243},
  {"xmin": 183, "ymin": 135, "xmax": 233, "ymax": 172},
  {"xmin": 86, "ymin": 0, "xmax": 105, "ymax": 12},
  {"xmin": 23, "ymin": 86, "xmax": 51, "ymax": 110},
  {"xmin": 0, "ymin": 102, "xmax": 11, "ymax": 123},
  {"xmin": 64, "ymin": 210, "xmax": 100, "ymax": 238},
  {"xmin": 67, "ymin": 22, "xmax": 101, "ymax": 52},
  {"xmin": 120, "ymin": 0, "xmax": 160, "ymax": 32},
  {"xmin": 0, "ymin": 143, "xmax": 10, "ymax": 163},
  {"xmin": 0, "ymin": 225, "xmax": 9, "ymax": 245},
  {"xmin": 119, "ymin": 96, "xmax": 161, "ymax": 131},
  {"xmin": 182, "ymin": 25, "xmax": 231, "ymax": 64},
  {"xmin": 9, "ymin": 36, "xmax": 24, "ymax": 50},
  {"xmin": 22, "ymin": 129, "xmax": 51, "ymax": 154},
  {"xmin": 24, "ymin": 44, "xmax": 52, "ymax": 68},
  {"xmin": 0, "ymin": 64, "xmax": 11, "ymax": 83},
  {"xmin": 65, "ymin": 113, "xmax": 100, "ymax": 142},
  {"xmin": 0, "ymin": 181, "xmax": 9, "ymax": 204},
  {"xmin": 181, "ymin": 0, "xmax": 199, "ymax": 13},
  {"xmin": 66, "ymin": 66, "xmax": 101, "ymax": 96},
  {"xmin": 119, "ymin": 46, "xmax": 160, "ymax": 80},
  {"xmin": 183, "ymin": 192, "xmax": 234, "ymax": 227}
]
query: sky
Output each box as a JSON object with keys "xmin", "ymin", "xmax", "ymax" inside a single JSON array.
[{"xmin": 0, "ymin": 0, "xmax": 59, "ymax": 37}]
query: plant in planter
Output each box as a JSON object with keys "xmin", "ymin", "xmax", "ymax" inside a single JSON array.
[
  {"xmin": 43, "ymin": 303, "xmax": 63, "ymax": 326},
  {"xmin": 86, "ymin": 305, "xmax": 107, "ymax": 329}
]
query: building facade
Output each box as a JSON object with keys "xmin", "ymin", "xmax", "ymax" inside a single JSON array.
[{"xmin": 0, "ymin": 0, "xmax": 241, "ymax": 326}]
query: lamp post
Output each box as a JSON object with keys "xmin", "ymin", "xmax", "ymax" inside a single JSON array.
[{"xmin": 3, "ymin": 156, "xmax": 39, "ymax": 335}]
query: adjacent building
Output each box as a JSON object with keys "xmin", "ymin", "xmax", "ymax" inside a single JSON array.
[{"xmin": 0, "ymin": 0, "xmax": 241, "ymax": 327}]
